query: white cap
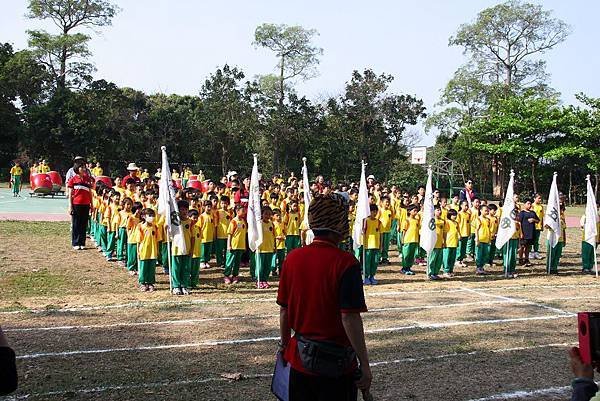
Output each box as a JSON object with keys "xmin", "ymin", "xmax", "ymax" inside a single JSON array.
[
  {"xmin": 227, "ymin": 170, "xmax": 238, "ymax": 178},
  {"xmin": 127, "ymin": 162, "xmax": 140, "ymax": 171},
  {"xmin": 367, "ymin": 174, "xmax": 375, "ymax": 180}
]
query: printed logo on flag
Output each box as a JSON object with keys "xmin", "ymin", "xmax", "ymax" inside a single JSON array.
[
  {"xmin": 170, "ymin": 211, "xmax": 180, "ymax": 226},
  {"xmin": 428, "ymin": 218, "xmax": 435, "ymax": 230},
  {"xmin": 501, "ymin": 217, "xmax": 511, "ymax": 229},
  {"xmin": 549, "ymin": 207, "xmax": 559, "ymax": 222}
]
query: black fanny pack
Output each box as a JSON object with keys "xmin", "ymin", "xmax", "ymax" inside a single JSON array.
[{"xmin": 296, "ymin": 334, "xmax": 356, "ymax": 378}]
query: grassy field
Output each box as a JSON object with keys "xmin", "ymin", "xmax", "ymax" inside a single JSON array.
[{"xmin": 1, "ymin": 220, "xmax": 599, "ymax": 401}]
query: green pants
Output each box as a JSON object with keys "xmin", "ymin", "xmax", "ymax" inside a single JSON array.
[
  {"xmin": 251, "ymin": 252, "xmax": 273, "ymax": 281},
  {"xmin": 427, "ymin": 248, "xmax": 443, "ymax": 276},
  {"xmin": 99, "ymin": 225, "xmax": 108, "ymax": 253},
  {"xmin": 364, "ymin": 249, "xmax": 379, "ymax": 277},
  {"xmin": 160, "ymin": 242, "xmax": 170, "ymax": 268},
  {"xmin": 105, "ymin": 230, "xmax": 116, "ymax": 257},
  {"xmin": 533, "ymin": 229, "xmax": 541, "ymax": 252},
  {"xmin": 11, "ymin": 175, "xmax": 21, "ymax": 194},
  {"xmin": 416, "ymin": 246, "xmax": 426, "ymax": 259},
  {"xmin": 466, "ymin": 234, "xmax": 476, "ymax": 256},
  {"xmin": 443, "ymin": 247, "xmax": 457, "ymax": 273},
  {"xmin": 214, "ymin": 238, "xmax": 227, "ymax": 266},
  {"xmin": 488, "ymin": 239, "xmax": 496, "ymax": 265},
  {"xmin": 200, "ymin": 242, "xmax": 213, "ymax": 263},
  {"xmin": 191, "ymin": 257, "xmax": 201, "ymax": 287},
  {"xmin": 285, "ymin": 235, "xmax": 301, "ymax": 254},
  {"xmin": 126, "ymin": 243, "xmax": 138, "ymax": 271},
  {"xmin": 224, "ymin": 250, "xmax": 243, "ymax": 277},
  {"xmin": 354, "ymin": 245, "xmax": 363, "ymax": 263},
  {"xmin": 272, "ymin": 249, "xmax": 285, "ymax": 273},
  {"xmin": 582, "ymin": 241, "xmax": 595, "ymax": 271},
  {"xmin": 94, "ymin": 214, "xmax": 102, "ymax": 244},
  {"xmin": 380, "ymin": 232, "xmax": 391, "ymax": 261},
  {"xmin": 402, "ymin": 243, "xmax": 417, "ymax": 270},
  {"xmin": 457, "ymin": 237, "xmax": 468, "ymax": 261},
  {"xmin": 502, "ymin": 238, "xmax": 519, "ymax": 274},
  {"xmin": 396, "ymin": 231, "xmax": 403, "ymax": 253},
  {"xmin": 390, "ymin": 220, "xmax": 398, "ymax": 245},
  {"xmin": 546, "ymin": 240, "xmax": 564, "ymax": 273},
  {"xmin": 182, "ymin": 178, "xmax": 188, "ymax": 188},
  {"xmin": 171, "ymin": 255, "xmax": 191, "ymax": 288},
  {"xmin": 475, "ymin": 242, "xmax": 490, "ymax": 268},
  {"xmin": 138, "ymin": 259, "xmax": 156, "ymax": 284},
  {"xmin": 116, "ymin": 227, "xmax": 127, "ymax": 261}
]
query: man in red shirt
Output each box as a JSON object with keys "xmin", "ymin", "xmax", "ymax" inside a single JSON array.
[
  {"xmin": 277, "ymin": 194, "xmax": 372, "ymax": 401},
  {"xmin": 67, "ymin": 160, "xmax": 94, "ymax": 250}
]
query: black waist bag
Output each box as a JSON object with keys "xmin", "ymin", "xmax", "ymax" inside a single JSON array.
[{"xmin": 296, "ymin": 335, "xmax": 356, "ymax": 378}]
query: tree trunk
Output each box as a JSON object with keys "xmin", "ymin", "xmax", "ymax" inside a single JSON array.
[
  {"xmin": 531, "ymin": 159, "xmax": 537, "ymax": 194},
  {"xmin": 568, "ymin": 170, "xmax": 573, "ymax": 206},
  {"xmin": 595, "ymin": 173, "xmax": 599, "ymax": 200},
  {"xmin": 491, "ymin": 155, "xmax": 503, "ymax": 198},
  {"xmin": 221, "ymin": 143, "xmax": 228, "ymax": 176}
]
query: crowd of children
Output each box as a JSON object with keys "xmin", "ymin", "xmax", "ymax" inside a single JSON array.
[{"xmin": 76, "ymin": 162, "xmax": 599, "ymax": 295}]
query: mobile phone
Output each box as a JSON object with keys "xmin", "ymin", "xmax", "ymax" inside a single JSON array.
[{"xmin": 578, "ymin": 312, "xmax": 600, "ymax": 364}]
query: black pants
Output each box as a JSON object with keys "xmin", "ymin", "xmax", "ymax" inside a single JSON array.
[
  {"xmin": 71, "ymin": 204, "xmax": 90, "ymax": 247},
  {"xmin": 289, "ymin": 368, "xmax": 357, "ymax": 401}
]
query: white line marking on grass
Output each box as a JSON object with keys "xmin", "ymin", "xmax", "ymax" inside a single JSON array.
[
  {"xmin": 6, "ymin": 300, "xmax": 515, "ymax": 333},
  {"xmin": 4, "ymin": 342, "xmax": 576, "ymax": 400},
  {"xmin": 461, "ymin": 287, "xmax": 576, "ymax": 317},
  {"xmin": 464, "ymin": 385, "xmax": 571, "ymax": 401},
  {"xmin": 15, "ymin": 314, "xmax": 574, "ymax": 360}
]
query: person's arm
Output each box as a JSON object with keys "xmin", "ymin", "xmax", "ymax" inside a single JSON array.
[
  {"xmin": 279, "ymin": 307, "xmax": 291, "ymax": 348},
  {"xmin": 0, "ymin": 326, "xmax": 18, "ymax": 396},
  {"xmin": 569, "ymin": 347, "xmax": 598, "ymax": 401},
  {"xmin": 341, "ymin": 313, "xmax": 372, "ymax": 390}
]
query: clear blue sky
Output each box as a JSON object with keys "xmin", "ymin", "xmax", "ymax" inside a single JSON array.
[{"xmin": 1, "ymin": 0, "xmax": 598, "ymax": 145}]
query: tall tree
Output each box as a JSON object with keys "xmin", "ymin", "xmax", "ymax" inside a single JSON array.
[
  {"xmin": 27, "ymin": 0, "xmax": 119, "ymax": 90},
  {"xmin": 253, "ymin": 23, "xmax": 323, "ymax": 172}
]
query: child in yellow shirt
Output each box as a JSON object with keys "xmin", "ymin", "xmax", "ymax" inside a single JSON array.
[
  {"xmin": 126, "ymin": 202, "xmax": 142, "ymax": 275},
  {"xmin": 456, "ymin": 201, "xmax": 471, "ymax": 266},
  {"xmin": 215, "ymin": 196, "xmax": 232, "ymax": 268},
  {"xmin": 137, "ymin": 208, "xmax": 159, "ymax": 292},
  {"xmin": 272, "ymin": 209, "xmax": 286, "ymax": 276},
  {"xmin": 443, "ymin": 209, "xmax": 460, "ymax": 277},
  {"xmin": 284, "ymin": 201, "xmax": 302, "ymax": 253},
  {"xmin": 474, "ymin": 205, "xmax": 491, "ymax": 274},
  {"xmin": 427, "ymin": 206, "xmax": 445, "ymax": 280},
  {"xmin": 224, "ymin": 205, "xmax": 247, "ymax": 284},
  {"xmin": 198, "ymin": 201, "xmax": 215, "ymax": 269},
  {"xmin": 170, "ymin": 200, "xmax": 193, "ymax": 295},
  {"xmin": 378, "ymin": 197, "xmax": 394, "ymax": 265},
  {"xmin": 116, "ymin": 198, "xmax": 133, "ymax": 265},
  {"xmin": 401, "ymin": 205, "xmax": 420, "ymax": 275},
  {"xmin": 252, "ymin": 207, "xmax": 275, "ymax": 289},
  {"xmin": 363, "ymin": 204, "xmax": 382, "ymax": 285},
  {"xmin": 104, "ymin": 191, "xmax": 121, "ymax": 261},
  {"xmin": 487, "ymin": 204, "xmax": 499, "ymax": 266},
  {"xmin": 188, "ymin": 209, "xmax": 202, "ymax": 288}
]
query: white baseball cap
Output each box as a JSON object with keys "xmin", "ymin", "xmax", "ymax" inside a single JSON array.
[
  {"xmin": 367, "ymin": 175, "xmax": 375, "ymax": 180},
  {"xmin": 127, "ymin": 163, "xmax": 140, "ymax": 171}
]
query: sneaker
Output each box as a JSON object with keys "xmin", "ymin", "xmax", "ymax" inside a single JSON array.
[
  {"xmin": 363, "ymin": 278, "xmax": 371, "ymax": 285},
  {"xmin": 232, "ymin": 276, "xmax": 240, "ymax": 284},
  {"xmin": 172, "ymin": 288, "xmax": 183, "ymax": 295},
  {"xmin": 476, "ymin": 268, "xmax": 488, "ymax": 275},
  {"xmin": 442, "ymin": 272, "xmax": 454, "ymax": 278},
  {"xmin": 224, "ymin": 276, "xmax": 232, "ymax": 284},
  {"xmin": 263, "ymin": 282, "xmax": 270, "ymax": 289},
  {"xmin": 536, "ymin": 253, "xmax": 544, "ymax": 260},
  {"xmin": 370, "ymin": 277, "xmax": 378, "ymax": 285},
  {"xmin": 139, "ymin": 284, "xmax": 148, "ymax": 292},
  {"xmin": 465, "ymin": 256, "xmax": 474, "ymax": 262},
  {"xmin": 181, "ymin": 288, "xmax": 190, "ymax": 295},
  {"xmin": 525, "ymin": 262, "xmax": 533, "ymax": 267},
  {"xmin": 256, "ymin": 282, "xmax": 263, "ymax": 289},
  {"xmin": 78, "ymin": 246, "xmax": 85, "ymax": 250},
  {"xmin": 147, "ymin": 284, "xmax": 155, "ymax": 292},
  {"xmin": 404, "ymin": 270, "xmax": 415, "ymax": 276},
  {"xmin": 582, "ymin": 269, "xmax": 594, "ymax": 275},
  {"xmin": 430, "ymin": 275, "xmax": 441, "ymax": 280},
  {"xmin": 73, "ymin": 246, "xmax": 80, "ymax": 251},
  {"xmin": 128, "ymin": 270, "xmax": 136, "ymax": 276}
]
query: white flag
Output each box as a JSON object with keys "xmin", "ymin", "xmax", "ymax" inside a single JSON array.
[
  {"xmin": 419, "ymin": 166, "xmax": 437, "ymax": 253},
  {"xmin": 301, "ymin": 157, "xmax": 314, "ymax": 245},
  {"xmin": 495, "ymin": 170, "xmax": 516, "ymax": 250},
  {"xmin": 247, "ymin": 154, "xmax": 263, "ymax": 252},
  {"xmin": 158, "ymin": 146, "xmax": 187, "ymax": 253},
  {"xmin": 352, "ymin": 161, "xmax": 370, "ymax": 250},
  {"xmin": 544, "ymin": 172, "xmax": 561, "ymax": 249},
  {"xmin": 584, "ymin": 175, "xmax": 598, "ymax": 247}
]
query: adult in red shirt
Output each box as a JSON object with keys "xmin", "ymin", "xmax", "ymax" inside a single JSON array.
[
  {"xmin": 277, "ymin": 194, "xmax": 372, "ymax": 401},
  {"xmin": 121, "ymin": 162, "xmax": 141, "ymax": 187},
  {"xmin": 67, "ymin": 160, "xmax": 94, "ymax": 250}
]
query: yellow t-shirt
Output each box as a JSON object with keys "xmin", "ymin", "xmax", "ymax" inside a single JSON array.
[
  {"xmin": 395, "ymin": 206, "xmax": 407, "ymax": 229},
  {"xmin": 228, "ymin": 217, "xmax": 247, "ymax": 250},
  {"xmin": 191, "ymin": 224, "xmax": 202, "ymax": 258},
  {"xmin": 440, "ymin": 207, "xmax": 448, "ymax": 221},
  {"xmin": 457, "ymin": 211, "xmax": 471, "ymax": 238},
  {"xmin": 172, "ymin": 219, "xmax": 192, "ymax": 256},
  {"xmin": 104, "ymin": 204, "xmax": 118, "ymax": 229},
  {"xmin": 140, "ymin": 171, "xmax": 149, "ymax": 180},
  {"xmin": 259, "ymin": 221, "xmax": 275, "ymax": 253},
  {"xmin": 402, "ymin": 217, "xmax": 420, "ymax": 244},
  {"xmin": 91, "ymin": 167, "xmax": 103, "ymax": 176},
  {"xmin": 199, "ymin": 214, "xmax": 215, "ymax": 243},
  {"xmin": 274, "ymin": 221, "xmax": 286, "ymax": 250},
  {"xmin": 137, "ymin": 222, "xmax": 159, "ymax": 260},
  {"xmin": 444, "ymin": 219, "xmax": 459, "ymax": 248},
  {"xmin": 126, "ymin": 216, "xmax": 139, "ymax": 244},
  {"xmin": 475, "ymin": 216, "xmax": 491, "ymax": 244},
  {"xmin": 183, "ymin": 169, "xmax": 192, "ymax": 179},
  {"xmin": 378, "ymin": 208, "xmax": 394, "ymax": 233},
  {"xmin": 488, "ymin": 215, "xmax": 498, "ymax": 238},
  {"xmin": 118, "ymin": 210, "xmax": 130, "ymax": 229},
  {"xmin": 284, "ymin": 212, "xmax": 301, "ymax": 236},
  {"xmin": 10, "ymin": 166, "xmax": 23, "ymax": 176},
  {"xmin": 532, "ymin": 203, "xmax": 544, "ymax": 230},
  {"xmin": 38, "ymin": 164, "xmax": 49, "ymax": 173},
  {"xmin": 434, "ymin": 217, "xmax": 444, "ymax": 249},
  {"xmin": 512, "ymin": 221, "xmax": 521, "ymax": 240},
  {"xmin": 217, "ymin": 209, "xmax": 232, "ymax": 239},
  {"xmin": 171, "ymin": 172, "xmax": 180, "ymax": 180},
  {"xmin": 365, "ymin": 217, "xmax": 381, "ymax": 249},
  {"xmin": 470, "ymin": 207, "xmax": 480, "ymax": 231}
]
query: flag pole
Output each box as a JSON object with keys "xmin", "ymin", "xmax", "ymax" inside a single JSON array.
[
  {"xmin": 254, "ymin": 154, "xmax": 261, "ymax": 288},
  {"xmin": 167, "ymin": 226, "xmax": 173, "ymax": 293},
  {"xmin": 362, "ymin": 161, "xmax": 367, "ymax": 282}
]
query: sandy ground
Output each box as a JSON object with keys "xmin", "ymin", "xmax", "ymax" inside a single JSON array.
[{"xmin": 1, "ymin": 220, "xmax": 599, "ymax": 401}]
